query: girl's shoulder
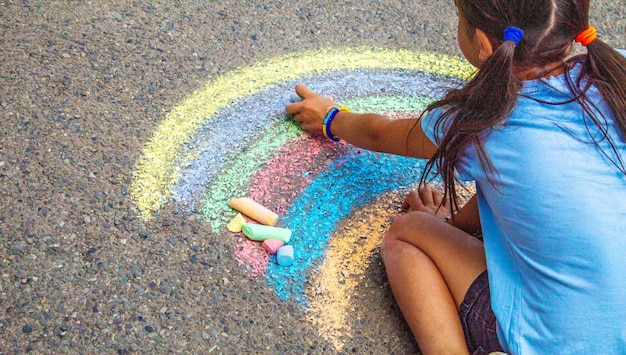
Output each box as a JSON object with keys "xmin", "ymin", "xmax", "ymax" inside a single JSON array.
[{"xmin": 521, "ymin": 47, "xmax": 625, "ymax": 97}]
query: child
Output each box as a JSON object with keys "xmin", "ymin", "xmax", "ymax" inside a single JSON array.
[{"xmin": 285, "ymin": 0, "xmax": 626, "ymax": 353}]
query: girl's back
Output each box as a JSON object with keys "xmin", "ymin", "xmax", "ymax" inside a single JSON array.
[{"xmin": 454, "ymin": 52, "xmax": 626, "ymax": 352}]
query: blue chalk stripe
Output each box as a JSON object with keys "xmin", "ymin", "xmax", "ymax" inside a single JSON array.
[{"xmin": 266, "ymin": 149, "xmax": 434, "ymax": 304}]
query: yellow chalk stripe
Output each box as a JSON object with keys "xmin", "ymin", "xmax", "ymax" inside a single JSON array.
[
  {"xmin": 306, "ymin": 190, "xmax": 408, "ymax": 350},
  {"xmin": 131, "ymin": 47, "xmax": 474, "ymax": 220}
]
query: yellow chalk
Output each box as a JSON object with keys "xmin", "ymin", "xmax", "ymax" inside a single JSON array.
[
  {"xmin": 229, "ymin": 197, "xmax": 278, "ymax": 226},
  {"xmin": 227, "ymin": 213, "xmax": 246, "ymax": 232}
]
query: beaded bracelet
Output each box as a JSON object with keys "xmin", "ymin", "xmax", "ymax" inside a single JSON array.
[{"xmin": 322, "ymin": 106, "xmax": 350, "ymax": 142}]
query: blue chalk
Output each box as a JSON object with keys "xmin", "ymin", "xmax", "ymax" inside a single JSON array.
[
  {"xmin": 290, "ymin": 93, "xmax": 303, "ymax": 103},
  {"xmin": 276, "ymin": 245, "xmax": 294, "ymax": 266}
]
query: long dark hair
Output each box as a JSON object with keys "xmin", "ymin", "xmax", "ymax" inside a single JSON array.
[{"xmin": 420, "ymin": 0, "xmax": 626, "ymax": 214}]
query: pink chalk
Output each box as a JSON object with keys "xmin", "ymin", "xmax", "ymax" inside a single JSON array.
[{"xmin": 261, "ymin": 239, "xmax": 284, "ymax": 255}]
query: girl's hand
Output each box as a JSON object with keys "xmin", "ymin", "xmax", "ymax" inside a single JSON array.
[
  {"xmin": 285, "ymin": 84, "xmax": 335, "ymax": 134},
  {"xmin": 402, "ymin": 187, "xmax": 451, "ymax": 219}
]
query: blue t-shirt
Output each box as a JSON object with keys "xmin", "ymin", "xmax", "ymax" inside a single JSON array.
[{"xmin": 422, "ymin": 50, "xmax": 626, "ymax": 354}]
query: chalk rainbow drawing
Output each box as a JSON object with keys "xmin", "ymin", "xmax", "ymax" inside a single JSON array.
[{"xmin": 131, "ymin": 47, "xmax": 473, "ymax": 349}]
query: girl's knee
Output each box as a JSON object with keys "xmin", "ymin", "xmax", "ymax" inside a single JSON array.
[
  {"xmin": 381, "ymin": 211, "xmax": 433, "ymax": 261},
  {"xmin": 380, "ymin": 233, "xmax": 402, "ymax": 264},
  {"xmin": 384, "ymin": 211, "xmax": 433, "ymax": 241}
]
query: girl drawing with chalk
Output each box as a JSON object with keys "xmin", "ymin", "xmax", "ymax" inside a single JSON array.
[{"xmin": 286, "ymin": 0, "xmax": 626, "ymax": 353}]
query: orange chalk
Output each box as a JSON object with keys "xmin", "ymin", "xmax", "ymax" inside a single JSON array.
[{"xmin": 229, "ymin": 197, "xmax": 278, "ymax": 226}]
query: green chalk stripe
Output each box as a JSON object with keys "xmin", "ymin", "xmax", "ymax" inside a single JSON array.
[
  {"xmin": 242, "ymin": 223, "xmax": 292, "ymax": 243},
  {"xmin": 201, "ymin": 119, "xmax": 302, "ymax": 233}
]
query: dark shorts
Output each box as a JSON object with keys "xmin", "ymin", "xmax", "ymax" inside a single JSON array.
[{"xmin": 459, "ymin": 270, "xmax": 504, "ymax": 355}]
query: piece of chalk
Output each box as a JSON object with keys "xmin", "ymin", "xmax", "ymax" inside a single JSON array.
[
  {"xmin": 229, "ymin": 197, "xmax": 278, "ymax": 226},
  {"xmin": 226, "ymin": 213, "xmax": 246, "ymax": 233},
  {"xmin": 261, "ymin": 239, "xmax": 284, "ymax": 255},
  {"xmin": 290, "ymin": 93, "xmax": 303, "ymax": 103},
  {"xmin": 276, "ymin": 245, "xmax": 294, "ymax": 266},
  {"xmin": 241, "ymin": 223, "xmax": 292, "ymax": 243}
]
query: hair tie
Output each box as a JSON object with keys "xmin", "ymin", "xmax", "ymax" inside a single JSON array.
[
  {"xmin": 502, "ymin": 27, "xmax": 524, "ymax": 47},
  {"xmin": 575, "ymin": 26, "xmax": 597, "ymax": 46}
]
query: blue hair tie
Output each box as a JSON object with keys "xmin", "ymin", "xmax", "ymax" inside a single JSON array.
[{"xmin": 503, "ymin": 27, "xmax": 524, "ymax": 47}]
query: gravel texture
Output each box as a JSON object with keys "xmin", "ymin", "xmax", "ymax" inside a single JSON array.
[{"xmin": 1, "ymin": 1, "xmax": 624, "ymax": 354}]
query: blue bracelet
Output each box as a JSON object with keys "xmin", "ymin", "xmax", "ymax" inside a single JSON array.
[
  {"xmin": 322, "ymin": 106, "xmax": 350, "ymax": 142},
  {"xmin": 323, "ymin": 108, "xmax": 340, "ymax": 142}
]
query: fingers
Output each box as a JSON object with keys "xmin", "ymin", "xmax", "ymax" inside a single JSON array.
[
  {"xmin": 402, "ymin": 190, "xmax": 425, "ymax": 210},
  {"xmin": 432, "ymin": 188, "xmax": 444, "ymax": 207},
  {"xmin": 285, "ymin": 84, "xmax": 319, "ymax": 117},
  {"xmin": 402, "ymin": 187, "xmax": 448, "ymax": 215},
  {"xmin": 401, "ymin": 191, "xmax": 412, "ymax": 209},
  {"xmin": 419, "ymin": 187, "xmax": 435, "ymax": 207},
  {"xmin": 295, "ymin": 83, "xmax": 316, "ymax": 99},
  {"xmin": 285, "ymin": 101, "xmax": 300, "ymax": 116}
]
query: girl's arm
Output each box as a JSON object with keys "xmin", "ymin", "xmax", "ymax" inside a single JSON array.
[
  {"xmin": 447, "ymin": 194, "xmax": 481, "ymax": 235},
  {"xmin": 285, "ymin": 84, "xmax": 437, "ymax": 159}
]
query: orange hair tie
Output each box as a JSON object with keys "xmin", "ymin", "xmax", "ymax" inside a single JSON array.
[{"xmin": 575, "ymin": 26, "xmax": 597, "ymax": 46}]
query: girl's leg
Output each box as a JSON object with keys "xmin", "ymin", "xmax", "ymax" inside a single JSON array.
[{"xmin": 381, "ymin": 188, "xmax": 485, "ymax": 355}]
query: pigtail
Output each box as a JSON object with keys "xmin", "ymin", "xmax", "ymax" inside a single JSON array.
[
  {"xmin": 583, "ymin": 40, "xmax": 626, "ymax": 141},
  {"xmin": 571, "ymin": 0, "xmax": 626, "ymax": 136},
  {"xmin": 420, "ymin": 35, "xmax": 522, "ymax": 213},
  {"xmin": 562, "ymin": 38, "xmax": 626, "ymax": 175}
]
